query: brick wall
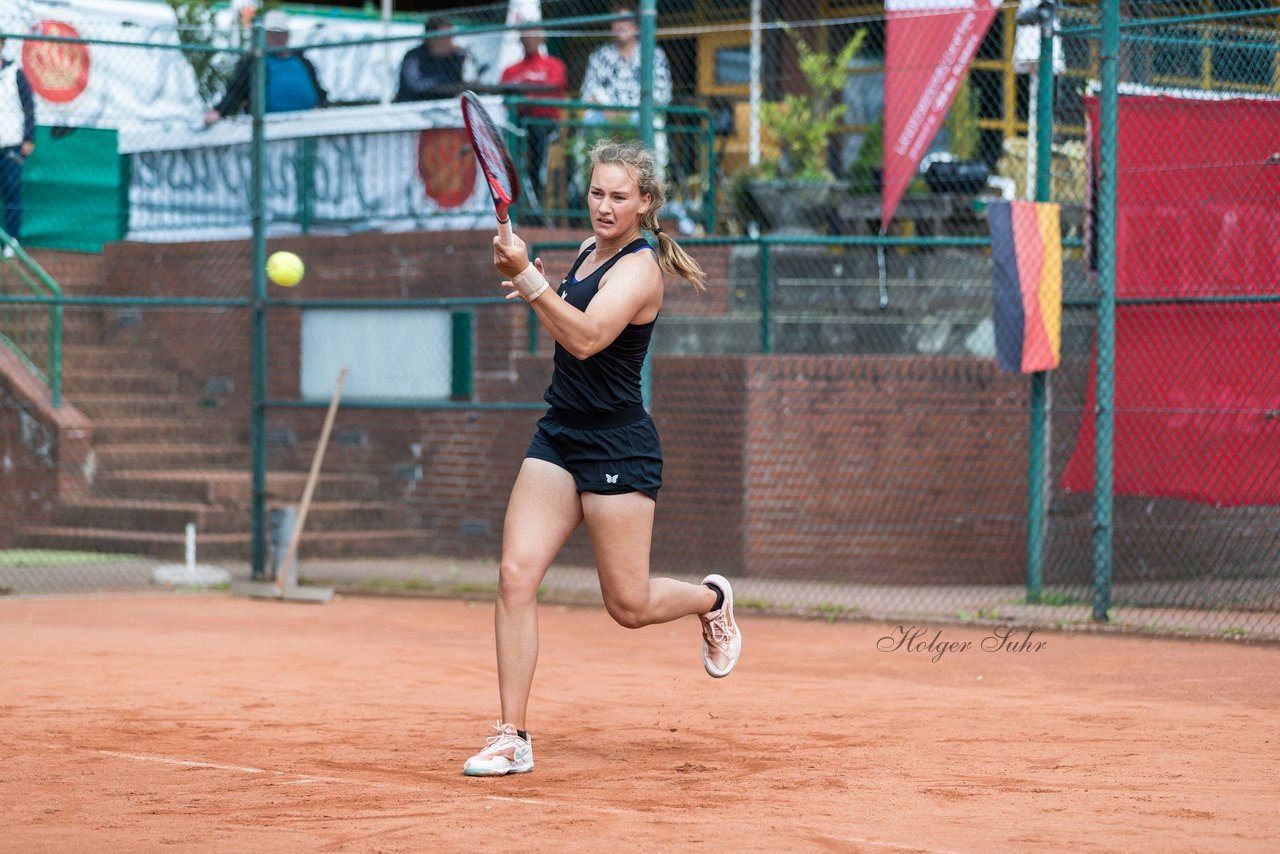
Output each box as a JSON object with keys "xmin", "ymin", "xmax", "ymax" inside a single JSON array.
[
  {"xmin": 26, "ymin": 250, "xmax": 104, "ymax": 292},
  {"xmin": 742, "ymin": 356, "xmax": 1029, "ymax": 583},
  {"xmin": 650, "ymin": 356, "xmax": 750, "ymax": 575},
  {"xmin": 35, "ymin": 234, "xmax": 1032, "ymax": 582},
  {"xmin": 0, "ymin": 348, "xmax": 93, "ymax": 547}
]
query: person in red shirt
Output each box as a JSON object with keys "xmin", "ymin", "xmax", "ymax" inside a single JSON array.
[{"xmin": 499, "ymin": 28, "xmax": 567, "ymax": 206}]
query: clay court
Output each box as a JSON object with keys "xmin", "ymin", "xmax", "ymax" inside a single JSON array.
[{"xmin": 2, "ymin": 592, "xmax": 1276, "ymax": 852}]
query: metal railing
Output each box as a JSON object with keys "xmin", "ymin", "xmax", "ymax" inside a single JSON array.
[{"xmin": 0, "ymin": 231, "xmax": 62, "ymax": 407}]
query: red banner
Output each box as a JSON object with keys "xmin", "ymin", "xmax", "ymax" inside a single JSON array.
[
  {"xmin": 1063, "ymin": 95, "xmax": 1280, "ymax": 505},
  {"xmin": 881, "ymin": 0, "xmax": 999, "ymax": 233}
]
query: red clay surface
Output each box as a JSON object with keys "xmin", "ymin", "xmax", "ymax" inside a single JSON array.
[{"xmin": 1, "ymin": 594, "xmax": 1276, "ymax": 853}]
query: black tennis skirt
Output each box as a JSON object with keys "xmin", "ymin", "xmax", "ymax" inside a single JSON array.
[{"xmin": 525, "ymin": 404, "xmax": 663, "ymax": 501}]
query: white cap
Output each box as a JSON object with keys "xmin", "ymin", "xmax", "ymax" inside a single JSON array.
[{"xmin": 262, "ymin": 9, "xmax": 288, "ymax": 31}]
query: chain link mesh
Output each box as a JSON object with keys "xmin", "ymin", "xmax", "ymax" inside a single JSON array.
[{"xmin": 0, "ymin": 1, "xmax": 1275, "ymax": 641}]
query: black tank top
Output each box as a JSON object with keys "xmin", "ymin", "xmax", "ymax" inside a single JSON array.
[{"xmin": 543, "ymin": 237, "xmax": 656, "ymax": 418}]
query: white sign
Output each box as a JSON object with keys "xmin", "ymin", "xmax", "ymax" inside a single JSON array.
[
  {"xmin": 122, "ymin": 100, "xmax": 494, "ymax": 241},
  {"xmin": 301, "ymin": 309, "xmax": 454, "ymax": 402}
]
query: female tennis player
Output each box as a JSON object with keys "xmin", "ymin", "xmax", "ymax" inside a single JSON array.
[{"xmin": 463, "ymin": 140, "xmax": 742, "ymax": 777}]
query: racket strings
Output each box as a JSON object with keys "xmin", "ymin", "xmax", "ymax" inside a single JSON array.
[{"xmin": 463, "ymin": 97, "xmax": 517, "ymax": 202}]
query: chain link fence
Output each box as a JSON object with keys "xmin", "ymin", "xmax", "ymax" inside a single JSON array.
[{"xmin": 0, "ymin": 1, "xmax": 1276, "ymax": 642}]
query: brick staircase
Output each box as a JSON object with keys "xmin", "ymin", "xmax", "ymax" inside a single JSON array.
[{"xmin": 14, "ymin": 258, "xmax": 430, "ymax": 563}]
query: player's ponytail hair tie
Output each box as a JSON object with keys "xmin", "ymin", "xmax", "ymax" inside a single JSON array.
[{"xmin": 652, "ymin": 226, "xmax": 663, "ymax": 234}]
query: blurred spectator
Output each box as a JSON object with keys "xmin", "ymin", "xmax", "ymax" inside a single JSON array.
[
  {"xmin": 204, "ymin": 10, "xmax": 328, "ymax": 125},
  {"xmin": 580, "ymin": 2, "xmax": 671, "ymax": 121},
  {"xmin": 394, "ymin": 17, "xmax": 468, "ymax": 102},
  {"xmin": 499, "ymin": 28, "xmax": 566, "ymax": 204},
  {"xmin": 577, "ymin": 2, "xmax": 671, "ymax": 186},
  {"xmin": 0, "ymin": 36, "xmax": 35, "ymax": 251},
  {"xmin": 232, "ymin": 0, "xmax": 259, "ymax": 30}
]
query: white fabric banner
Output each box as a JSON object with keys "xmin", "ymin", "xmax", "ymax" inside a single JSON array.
[
  {"xmin": 0, "ymin": 0, "xmax": 542, "ymax": 239},
  {"xmin": 124, "ymin": 100, "xmax": 497, "ymax": 241},
  {"xmin": 0, "ymin": 0, "xmax": 446, "ymax": 128}
]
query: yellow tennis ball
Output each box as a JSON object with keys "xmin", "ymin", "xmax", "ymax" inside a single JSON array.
[{"xmin": 266, "ymin": 251, "xmax": 304, "ymax": 287}]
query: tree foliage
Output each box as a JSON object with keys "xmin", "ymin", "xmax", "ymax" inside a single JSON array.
[{"xmin": 167, "ymin": 0, "xmax": 233, "ymax": 105}]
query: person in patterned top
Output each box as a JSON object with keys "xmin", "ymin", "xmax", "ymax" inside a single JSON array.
[
  {"xmin": 580, "ymin": 2, "xmax": 672, "ymax": 121},
  {"xmin": 576, "ymin": 2, "xmax": 672, "ymax": 185}
]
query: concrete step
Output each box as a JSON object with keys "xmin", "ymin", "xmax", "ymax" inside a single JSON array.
[
  {"xmin": 15, "ymin": 527, "xmax": 248, "ymax": 560},
  {"xmin": 92, "ymin": 469, "xmax": 383, "ymax": 503},
  {"xmin": 652, "ymin": 316, "xmax": 763, "ymax": 355},
  {"xmin": 63, "ymin": 368, "xmax": 180, "ymax": 395},
  {"xmin": 70, "ymin": 394, "xmax": 200, "ymax": 418},
  {"xmin": 15, "ymin": 526, "xmax": 431, "ymax": 561},
  {"xmin": 91, "ymin": 417, "xmax": 239, "ymax": 444},
  {"xmin": 770, "ymin": 316, "xmax": 990, "ymax": 355},
  {"xmin": 61, "ymin": 344, "xmax": 159, "ymax": 370},
  {"xmin": 50, "ymin": 498, "xmax": 409, "ymax": 534},
  {"xmin": 50, "ymin": 499, "xmax": 216, "ymax": 533},
  {"xmin": 652, "ymin": 314, "xmax": 995, "ymax": 357},
  {"xmin": 94, "ymin": 443, "xmax": 249, "ymax": 470},
  {"xmin": 729, "ymin": 243, "xmax": 992, "ymax": 281},
  {"xmin": 772, "ymin": 277, "xmax": 992, "ymax": 313}
]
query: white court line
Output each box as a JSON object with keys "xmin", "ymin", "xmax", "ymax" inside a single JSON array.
[
  {"xmin": 43, "ymin": 745, "xmax": 427, "ymax": 793},
  {"xmin": 92, "ymin": 750, "xmax": 429, "ymax": 792},
  {"xmin": 68, "ymin": 747, "xmax": 647, "ymax": 815},
  {"xmin": 49, "ymin": 744, "xmax": 970, "ymax": 850},
  {"xmin": 835, "ymin": 836, "xmax": 969, "ymax": 854},
  {"xmin": 95, "ymin": 750, "xmax": 270, "ymax": 776},
  {"xmin": 88, "ymin": 748, "xmax": 645, "ymax": 817}
]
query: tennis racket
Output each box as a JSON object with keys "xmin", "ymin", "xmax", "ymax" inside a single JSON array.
[{"xmin": 460, "ymin": 90, "xmax": 520, "ymax": 245}]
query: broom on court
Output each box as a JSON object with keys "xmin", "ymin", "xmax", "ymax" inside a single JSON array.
[{"xmin": 233, "ymin": 367, "xmax": 346, "ymax": 603}]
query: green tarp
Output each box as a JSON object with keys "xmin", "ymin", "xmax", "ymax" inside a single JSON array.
[{"xmin": 21, "ymin": 125, "xmax": 125, "ymax": 253}]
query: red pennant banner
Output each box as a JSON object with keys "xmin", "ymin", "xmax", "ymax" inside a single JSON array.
[{"xmin": 881, "ymin": 0, "xmax": 1000, "ymax": 233}]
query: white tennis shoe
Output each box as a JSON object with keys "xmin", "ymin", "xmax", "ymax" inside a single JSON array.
[
  {"xmin": 699, "ymin": 574, "xmax": 742, "ymax": 678},
  {"xmin": 462, "ymin": 721, "xmax": 534, "ymax": 777}
]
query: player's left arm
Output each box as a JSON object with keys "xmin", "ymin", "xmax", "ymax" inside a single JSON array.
[{"xmin": 494, "ymin": 236, "xmax": 660, "ymax": 360}]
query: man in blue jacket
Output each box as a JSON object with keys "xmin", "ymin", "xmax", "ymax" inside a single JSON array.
[{"xmin": 204, "ymin": 10, "xmax": 328, "ymax": 125}]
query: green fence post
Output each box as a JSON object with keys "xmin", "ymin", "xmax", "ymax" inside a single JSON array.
[
  {"xmin": 249, "ymin": 20, "xmax": 269, "ymax": 580},
  {"xmin": 760, "ymin": 239, "xmax": 772, "ymax": 354},
  {"xmin": 48, "ymin": 293, "xmax": 61, "ymax": 409},
  {"xmin": 451, "ymin": 311, "xmax": 474, "ymax": 399},
  {"xmin": 1093, "ymin": 0, "xmax": 1120, "ymax": 622},
  {"xmin": 298, "ymin": 137, "xmax": 315, "ymax": 234},
  {"xmin": 1026, "ymin": 7, "xmax": 1057, "ymax": 605},
  {"xmin": 524, "ymin": 243, "xmax": 539, "ymax": 353},
  {"xmin": 703, "ymin": 116, "xmax": 716, "ymax": 235},
  {"xmin": 639, "ymin": 0, "xmax": 657, "ymax": 408},
  {"xmin": 638, "ymin": 0, "xmax": 656, "ymax": 149}
]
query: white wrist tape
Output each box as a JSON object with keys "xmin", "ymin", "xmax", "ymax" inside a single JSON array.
[{"xmin": 511, "ymin": 264, "xmax": 549, "ymax": 302}]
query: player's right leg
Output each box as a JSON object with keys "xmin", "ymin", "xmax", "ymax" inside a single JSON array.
[{"xmin": 463, "ymin": 457, "xmax": 581, "ymax": 777}]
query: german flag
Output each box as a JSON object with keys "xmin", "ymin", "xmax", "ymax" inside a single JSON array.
[{"xmin": 988, "ymin": 200, "xmax": 1062, "ymax": 373}]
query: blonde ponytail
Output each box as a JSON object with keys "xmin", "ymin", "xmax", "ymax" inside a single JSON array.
[{"xmin": 649, "ymin": 227, "xmax": 706, "ymax": 292}]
